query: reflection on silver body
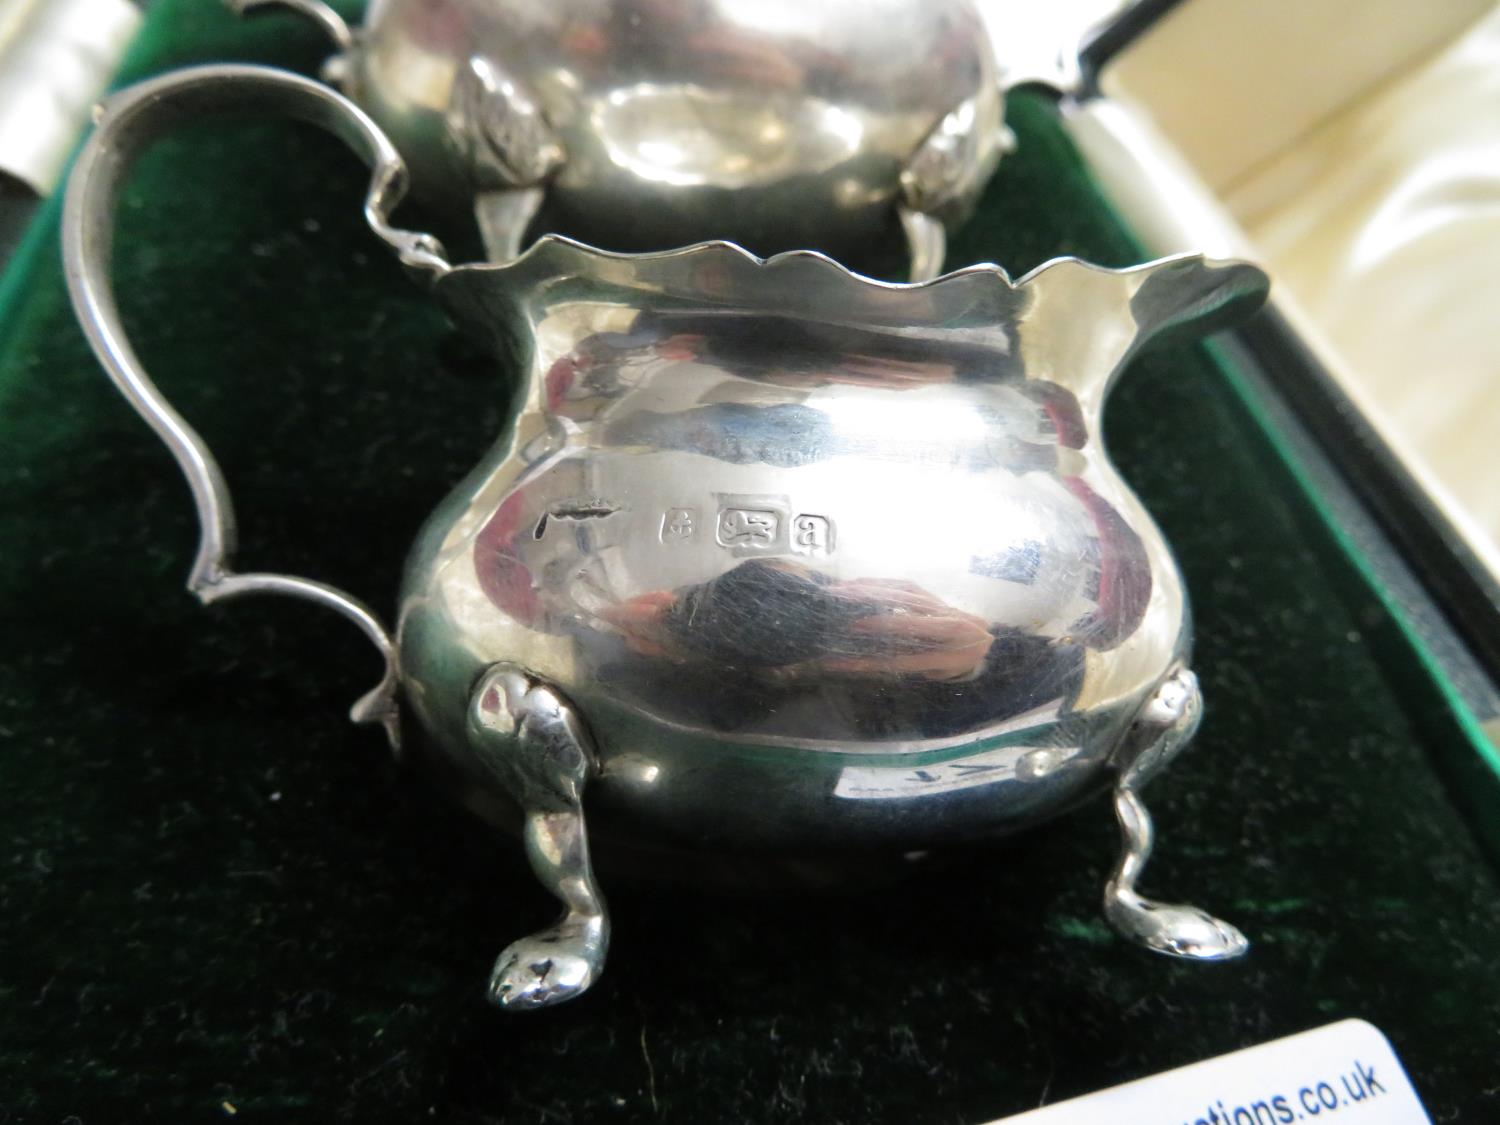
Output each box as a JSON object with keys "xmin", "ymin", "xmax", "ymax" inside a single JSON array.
[
  {"xmin": 233, "ymin": 0, "xmax": 1008, "ymax": 275},
  {"xmin": 408, "ymin": 240, "xmax": 1251, "ymax": 843},
  {"xmin": 64, "ymin": 66, "xmax": 1268, "ymax": 1011}
]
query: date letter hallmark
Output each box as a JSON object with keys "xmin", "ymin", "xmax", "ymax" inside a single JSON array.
[
  {"xmin": 791, "ymin": 514, "xmax": 833, "ymax": 557},
  {"xmin": 661, "ymin": 508, "xmax": 697, "ymax": 543}
]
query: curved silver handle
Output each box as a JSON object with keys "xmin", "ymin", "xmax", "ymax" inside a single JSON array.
[
  {"xmin": 61, "ymin": 63, "xmax": 453, "ymax": 750},
  {"xmin": 226, "ymin": 0, "xmax": 355, "ymax": 53}
]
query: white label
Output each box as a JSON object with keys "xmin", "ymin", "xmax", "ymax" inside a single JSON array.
[{"xmin": 987, "ymin": 1020, "xmax": 1430, "ymax": 1125}]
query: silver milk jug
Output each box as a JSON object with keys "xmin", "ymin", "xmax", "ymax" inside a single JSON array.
[{"xmin": 65, "ymin": 65, "xmax": 1269, "ymax": 1010}]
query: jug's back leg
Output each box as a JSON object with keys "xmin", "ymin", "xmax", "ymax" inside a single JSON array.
[
  {"xmin": 467, "ymin": 664, "xmax": 610, "ymax": 1009},
  {"xmin": 1103, "ymin": 667, "xmax": 1248, "ymax": 961}
]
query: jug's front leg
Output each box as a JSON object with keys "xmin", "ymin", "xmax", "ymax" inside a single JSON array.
[
  {"xmin": 1103, "ymin": 667, "xmax": 1248, "ymax": 961},
  {"xmin": 467, "ymin": 664, "xmax": 609, "ymax": 1009}
]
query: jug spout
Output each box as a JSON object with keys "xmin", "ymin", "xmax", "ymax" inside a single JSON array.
[{"xmin": 1015, "ymin": 254, "xmax": 1269, "ymax": 411}]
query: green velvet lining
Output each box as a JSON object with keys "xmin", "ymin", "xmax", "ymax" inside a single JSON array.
[{"xmin": 2, "ymin": 3, "xmax": 1498, "ymax": 1121}]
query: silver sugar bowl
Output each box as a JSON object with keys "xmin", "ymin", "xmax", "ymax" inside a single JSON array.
[{"xmin": 232, "ymin": 0, "xmax": 1010, "ymax": 276}]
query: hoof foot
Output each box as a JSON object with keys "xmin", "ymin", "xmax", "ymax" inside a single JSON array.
[
  {"xmin": 1116, "ymin": 900, "xmax": 1249, "ymax": 961},
  {"xmin": 488, "ymin": 929, "xmax": 601, "ymax": 1010}
]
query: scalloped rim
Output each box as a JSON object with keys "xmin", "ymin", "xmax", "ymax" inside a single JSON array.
[{"xmin": 454, "ymin": 232, "xmax": 1239, "ymax": 293}]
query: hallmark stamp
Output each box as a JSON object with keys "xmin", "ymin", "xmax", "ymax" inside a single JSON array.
[
  {"xmin": 693, "ymin": 496, "xmax": 832, "ymax": 557},
  {"xmin": 791, "ymin": 514, "xmax": 833, "ymax": 556},
  {"xmin": 661, "ymin": 507, "xmax": 697, "ymax": 543},
  {"xmin": 712, "ymin": 494, "xmax": 791, "ymax": 555},
  {"xmin": 717, "ymin": 508, "xmax": 780, "ymax": 547}
]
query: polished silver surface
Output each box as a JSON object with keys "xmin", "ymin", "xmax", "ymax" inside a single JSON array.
[
  {"xmin": 0, "ymin": 0, "xmax": 139, "ymax": 195},
  {"xmin": 470, "ymin": 663, "xmax": 609, "ymax": 1009},
  {"xmin": 236, "ymin": 0, "xmax": 1009, "ymax": 278},
  {"xmin": 399, "ymin": 234, "xmax": 1266, "ymax": 1000},
  {"xmin": 65, "ymin": 65, "xmax": 1270, "ymax": 1011},
  {"xmin": 404, "ymin": 236, "xmax": 1266, "ymax": 831},
  {"xmin": 1107, "ymin": 667, "xmax": 1248, "ymax": 959}
]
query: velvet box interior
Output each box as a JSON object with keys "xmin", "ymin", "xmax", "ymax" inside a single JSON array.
[{"xmin": 2, "ymin": 3, "xmax": 1498, "ymax": 1121}]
